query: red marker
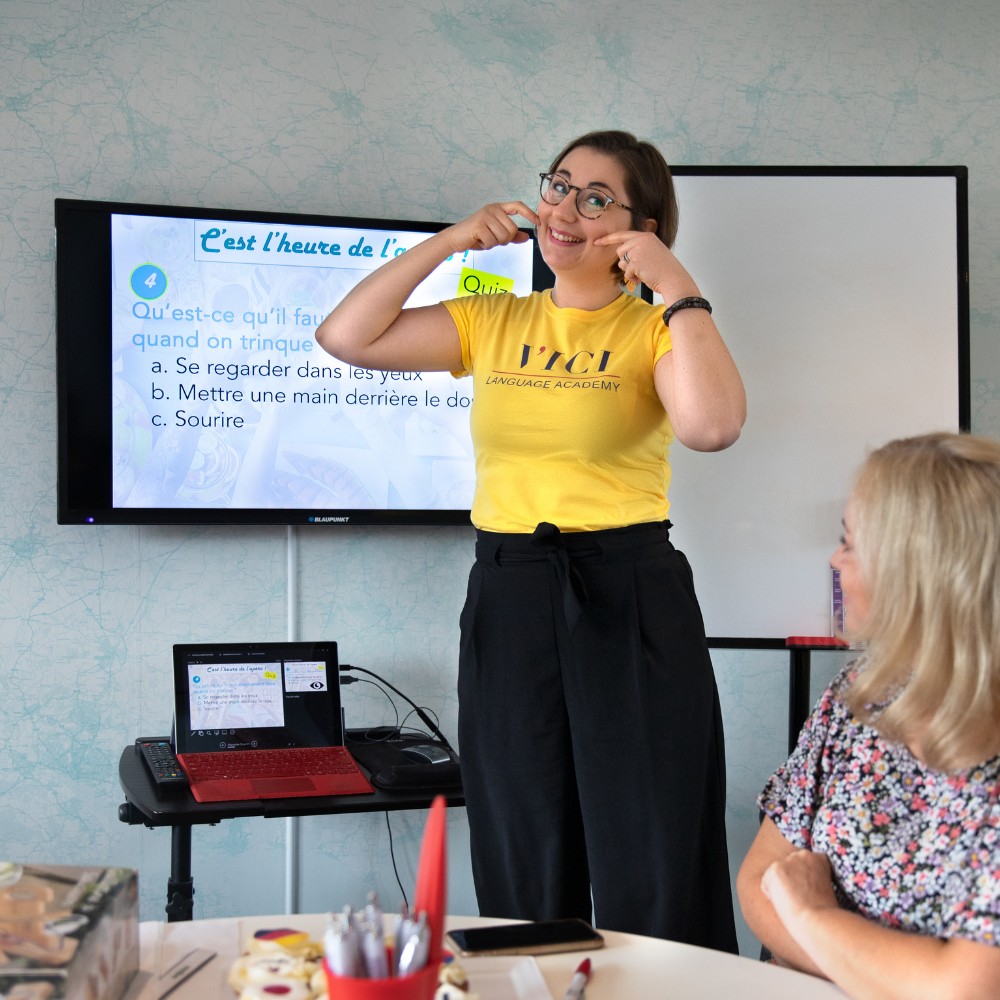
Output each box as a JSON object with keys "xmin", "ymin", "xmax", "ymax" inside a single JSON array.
[{"xmin": 562, "ymin": 957, "xmax": 591, "ymax": 1000}]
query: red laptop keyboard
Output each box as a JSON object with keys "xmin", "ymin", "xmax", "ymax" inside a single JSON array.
[{"xmin": 181, "ymin": 746, "xmax": 361, "ymax": 780}]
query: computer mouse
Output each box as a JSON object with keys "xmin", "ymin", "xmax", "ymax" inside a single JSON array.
[{"xmin": 400, "ymin": 743, "xmax": 452, "ymax": 765}]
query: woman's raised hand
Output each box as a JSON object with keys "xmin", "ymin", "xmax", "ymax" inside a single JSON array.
[
  {"xmin": 444, "ymin": 201, "xmax": 540, "ymax": 255},
  {"xmin": 595, "ymin": 230, "xmax": 701, "ymax": 301}
]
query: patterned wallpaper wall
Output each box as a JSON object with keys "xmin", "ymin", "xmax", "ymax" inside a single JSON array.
[{"xmin": 2, "ymin": 0, "xmax": 998, "ymax": 957}]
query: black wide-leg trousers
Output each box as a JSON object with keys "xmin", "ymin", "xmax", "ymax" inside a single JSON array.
[{"xmin": 457, "ymin": 521, "xmax": 738, "ymax": 953}]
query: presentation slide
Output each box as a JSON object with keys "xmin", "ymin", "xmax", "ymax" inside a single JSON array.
[
  {"xmin": 282, "ymin": 658, "xmax": 329, "ymax": 693},
  {"xmin": 110, "ymin": 213, "xmax": 535, "ymax": 514},
  {"xmin": 187, "ymin": 661, "xmax": 284, "ymax": 732}
]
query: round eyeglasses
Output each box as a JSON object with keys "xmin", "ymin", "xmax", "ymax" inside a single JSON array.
[{"xmin": 538, "ymin": 172, "xmax": 634, "ymax": 219}]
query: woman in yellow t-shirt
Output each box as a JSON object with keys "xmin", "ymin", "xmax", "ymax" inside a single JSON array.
[{"xmin": 316, "ymin": 130, "xmax": 746, "ymax": 950}]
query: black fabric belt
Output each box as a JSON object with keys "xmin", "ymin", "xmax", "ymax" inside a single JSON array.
[{"xmin": 474, "ymin": 520, "xmax": 672, "ymax": 632}]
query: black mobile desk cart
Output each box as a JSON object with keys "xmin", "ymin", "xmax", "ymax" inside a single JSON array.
[
  {"xmin": 118, "ymin": 644, "xmax": 833, "ymax": 921},
  {"xmin": 118, "ymin": 744, "xmax": 465, "ymax": 922}
]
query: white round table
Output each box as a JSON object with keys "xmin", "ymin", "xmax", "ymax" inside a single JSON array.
[{"xmin": 126, "ymin": 913, "xmax": 848, "ymax": 999}]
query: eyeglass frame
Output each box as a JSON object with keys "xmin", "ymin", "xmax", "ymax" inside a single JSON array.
[{"xmin": 538, "ymin": 172, "xmax": 635, "ymax": 219}]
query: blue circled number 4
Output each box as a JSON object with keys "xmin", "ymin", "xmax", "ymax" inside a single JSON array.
[{"xmin": 144, "ymin": 272, "xmax": 159, "ymax": 289}]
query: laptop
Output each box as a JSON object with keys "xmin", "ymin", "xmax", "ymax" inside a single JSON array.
[{"xmin": 172, "ymin": 640, "xmax": 374, "ymax": 802}]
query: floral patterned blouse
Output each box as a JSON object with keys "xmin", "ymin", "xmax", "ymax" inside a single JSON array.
[{"xmin": 759, "ymin": 663, "xmax": 1000, "ymax": 946}]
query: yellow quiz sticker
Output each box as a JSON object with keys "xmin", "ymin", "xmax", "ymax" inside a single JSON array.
[
  {"xmin": 456, "ymin": 267, "xmax": 515, "ymax": 297},
  {"xmin": 263, "ymin": 670, "xmax": 277, "ymax": 680}
]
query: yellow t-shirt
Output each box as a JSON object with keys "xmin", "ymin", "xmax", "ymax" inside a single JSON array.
[{"xmin": 442, "ymin": 289, "xmax": 673, "ymax": 533}]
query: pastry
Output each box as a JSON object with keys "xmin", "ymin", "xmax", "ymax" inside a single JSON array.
[
  {"xmin": 228, "ymin": 952, "xmax": 319, "ymax": 992},
  {"xmin": 228, "ymin": 926, "xmax": 324, "ymax": 997},
  {"xmin": 247, "ymin": 928, "xmax": 322, "ymax": 959}
]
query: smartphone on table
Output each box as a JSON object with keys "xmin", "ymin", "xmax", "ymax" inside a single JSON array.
[{"xmin": 446, "ymin": 918, "xmax": 604, "ymax": 957}]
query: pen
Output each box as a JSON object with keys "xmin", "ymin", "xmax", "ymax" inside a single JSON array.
[
  {"xmin": 562, "ymin": 957, "xmax": 591, "ymax": 1000},
  {"xmin": 394, "ymin": 902, "xmax": 415, "ymax": 974},
  {"xmin": 156, "ymin": 948, "xmax": 216, "ymax": 999},
  {"xmin": 324, "ymin": 908, "xmax": 363, "ymax": 978},
  {"xmin": 361, "ymin": 892, "xmax": 388, "ymax": 978},
  {"xmin": 397, "ymin": 912, "xmax": 429, "ymax": 976},
  {"xmin": 362, "ymin": 924, "xmax": 389, "ymax": 979}
]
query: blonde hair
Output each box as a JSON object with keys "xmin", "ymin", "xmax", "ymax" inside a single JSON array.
[{"xmin": 845, "ymin": 432, "xmax": 1000, "ymax": 771}]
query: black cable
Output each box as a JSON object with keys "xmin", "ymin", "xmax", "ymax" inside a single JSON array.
[
  {"xmin": 344, "ymin": 667, "xmax": 452, "ymax": 908},
  {"xmin": 340, "ymin": 664, "xmax": 453, "ymax": 751},
  {"xmin": 384, "ymin": 811, "xmax": 409, "ymax": 911},
  {"xmin": 339, "ymin": 680, "xmax": 437, "ymax": 743},
  {"xmin": 339, "ymin": 676, "xmax": 400, "ymax": 736}
]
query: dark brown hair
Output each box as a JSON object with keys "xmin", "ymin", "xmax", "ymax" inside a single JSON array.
[{"xmin": 547, "ymin": 130, "xmax": 679, "ymax": 248}]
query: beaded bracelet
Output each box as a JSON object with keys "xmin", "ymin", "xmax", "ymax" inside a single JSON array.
[{"xmin": 662, "ymin": 296, "xmax": 712, "ymax": 326}]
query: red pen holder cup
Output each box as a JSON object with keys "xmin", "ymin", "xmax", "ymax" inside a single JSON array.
[
  {"xmin": 322, "ymin": 959, "xmax": 439, "ymax": 999},
  {"xmin": 323, "ymin": 796, "xmax": 448, "ymax": 1000}
]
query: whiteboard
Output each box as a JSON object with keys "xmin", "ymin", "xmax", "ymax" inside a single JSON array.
[{"xmin": 662, "ymin": 169, "xmax": 968, "ymax": 639}]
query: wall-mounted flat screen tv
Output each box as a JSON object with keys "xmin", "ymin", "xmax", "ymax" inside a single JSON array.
[{"xmin": 56, "ymin": 198, "xmax": 550, "ymax": 525}]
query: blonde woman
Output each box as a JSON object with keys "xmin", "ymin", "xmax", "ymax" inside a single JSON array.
[{"xmin": 738, "ymin": 432, "xmax": 1000, "ymax": 998}]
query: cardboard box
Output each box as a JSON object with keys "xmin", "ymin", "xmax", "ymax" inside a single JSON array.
[{"xmin": 0, "ymin": 862, "xmax": 138, "ymax": 1000}]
